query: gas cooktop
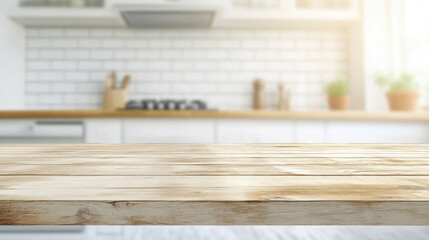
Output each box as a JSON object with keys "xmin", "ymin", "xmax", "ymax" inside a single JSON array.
[{"xmin": 124, "ymin": 99, "xmax": 209, "ymax": 110}]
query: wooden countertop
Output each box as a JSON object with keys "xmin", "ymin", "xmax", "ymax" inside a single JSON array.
[
  {"xmin": 0, "ymin": 110, "xmax": 429, "ymax": 121},
  {"xmin": 1, "ymin": 143, "xmax": 429, "ymax": 225}
]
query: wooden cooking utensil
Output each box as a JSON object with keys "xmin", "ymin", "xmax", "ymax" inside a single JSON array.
[
  {"xmin": 105, "ymin": 73, "xmax": 114, "ymax": 89},
  {"xmin": 121, "ymin": 75, "xmax": 131, "ymax": 89}
]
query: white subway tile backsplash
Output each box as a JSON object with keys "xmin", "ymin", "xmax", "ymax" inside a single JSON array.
[
  {"xmin": 113, "ymin": 50, "xmax": 136, "ymax": 59},
  {"xmin": 39, "ymin": 72, "xmax": 64, "ymax": 81},
  {"xmin": 136, "ymin": 30, "xmax": 161, "ymax": 38},
  {"xmin": 91, "ymin": 50, "xmax": 113, "ymax": 60},
  {"xmin": 77, "ymin": 82, "xmax": 104, "ymax": 93},
  {"xmin": 217, "ymin": 61, "xmax": 241, "ymax": 71},
  {"xmin": 65, "ymin": 72, "xmax": 90, "ymax": 81},
  {"xmin": 193, "ymin": 83, "xmax": 217, "ymax": 93},
  {"xmin": 281, "ymin": 50, "xmax": 307, "ymax": 60},
  {"xmin": 77, "ymin": 61, "xmax": 101, "ymax": 70},
  {"xmin": 126, "ymin": 61, "xmax": 147, "ymax": 71},
  {"xmin": 194, "ymin": 39, "xmax": 217, "ymax": 48},
  {"xmin": 91, "ymin": 29, "xmax": 113, "ymax": 37},
  {"xmin": 230, "ymin": 50, "xmax": 254, "ymax": 60},
  {"xmin": 281, "ymin": 72, "xmax": 307, "ymax": 82},
  {"xmin": 52, "ymin": 61, "xmax": 77, "ymax": 70},
  {"xmin": 137, "ymin": 50, "xmax": 160, "ymax": 60},
  {"xmin": 172, "ymin": 39, "xmax": 193, "ymax": 48},
  {"xmin": 78, "ymin": 39, "xmax": 101, "ymax": 49},
  {"xmin": 27, "ymin": 39, "xmax": 50, "ymax": 48},
  {"xmin": 52, "ymin": 39, "xmax": 77, "ymax": 48},
  {"xmin": 26, "ymin": 72, "xmax": 39, "ymax": 81},
  {"xmin": 26, "ymin": 29, "xmax": 39, "ymax": 37},
  {"xmin": 161, "ymin": 72, "xmax": 182, "ymax": 82},
  {"xmin": 114, "ymin": 29, "xmax": 136, "ymax": 38},
  {"xmin": 27, "ymin": 83, "xmax": 50, "ymax": 93},
  {"xmin": 38, "ymin": 94, "xmax": 63, "ymax": 104},
  {"xmin": 65, "ymin": 29, "xmax": 90, "ymax": 37},
  {"xmin": 183, "ymin": 72, "xmax": 205, "ymax": 82},
  {"xmin": 132, "ymin": 72, "xmax": 161, "ymax": 82},
  {"xmin": 183, "ymin": 50, "xmax": 206, "ymax": 60},
  {"xmin": 218, "ymin": 40, "xmax": 240, "ymax": 49},
  {"xmin": 27, "ymin": 61, "xmax": 50, "ymax": 70},
  {"xmin": 296, "ymin": 40, "xmax": 321, "ymax": 49},
  {"xmin": 161, "ymin": 50, "xmax": 182, "ymax": 59},
  {"xmin": 217, "ymin": 83, "xmax": 252, "ymax": 94},
  {"xmin": 324, "ymin": 40, "xmax": 347, "ymax": 49},
  {"xmin": 51, "ymin": 83, "xmax": 77, "ymax": 93},
  {"xmin": 255, "ymin": 50, "xmax": 281, "ymax": 60},
  {"xmin": 206, "ymin": 50, "xmax": 228, "ymax": 60},
  {"xmin": 194, "ymin": 61, "xmax": 217, "ymax": 71},
  {"xmin": 65, "ymin": 50, "xmax": 90, "ymax": 59},
  {"xmin": 25, "ymin": 28, "xmax": 348, "ymax": 110},
  {"xmin": 126, "ymin": 39, "xmax": 148, "ymax": 49},
  {"xmin": 171, "ymin": 83, "xmax": 193, "ymax": 93},
  {"xmin": 102, "ymin": 61, "xmax": 125, "ymax": 71},
  {"xmin": 102, "ymin": 39, "xmax": 125, "ymax": 49},
  {"xmin": 39, "ymin": 29, "xmax": 63, "ymax": 37},
  {"xmin": 26, "ymin": 50, "xmax": 39, "ymax": 59},
  {"xmin": 148, "ymin": 39, "xmax": 171, "ymax": 48},
  {"xmin": 64, "ymin": 94, "xmax": 100, "ymax": 104},
  {"xmin": 147, "ymin": 61, "xmax": 170, "ymax": 71},
  {"xmin": 242, "ymin": 39, "xmax": 266, "ymax": 49},
  {"xmin": 171, "ymin": 61, "xmax": 193, "ymax": 71},
  {"xmin": 40, "ymin": 50, "xmax": 64, "ymax": 59},
  {"xmin": 242, "ymin": 61, "xmax": 265, "ymax": 71},
  {"xmin": 137, "ymin": 83, "xmax": 171, "ymax": 93}
]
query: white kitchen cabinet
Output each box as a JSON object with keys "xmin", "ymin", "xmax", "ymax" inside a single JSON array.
[
  {"xmin": 216, "ymin": 0, "xmax": 360, "ymax": 28},
  {"xmin": 123, "ymin": 119, "xmax": 216, "ymax": 143},
  {"xmin": 8, "ymin": 0, "xmax": 124, "ymax": 27},
  {"xmin": 85, "ymin": 119, "xmax": 122, "ymax": 143},
  {"xmin": 326, "ymin": 121, "xmax": 429, "ymax": 143},
  {"xmin": 295, "ymin": 120, "xmax": 326, "ymax": 143},
  {"xmin": 216, "ymin": 119, "xmax": 295, "ymax": 143}
]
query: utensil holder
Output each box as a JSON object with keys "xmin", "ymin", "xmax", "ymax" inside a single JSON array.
[{"xmin": 103, "ymin": 89, "xmax": 128, "ymax": 110}]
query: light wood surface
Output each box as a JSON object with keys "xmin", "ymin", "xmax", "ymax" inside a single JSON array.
[
  {"xmin": 0, "ymin": 110, "xmax": 428, "ymax": 122},
  {"xmin": 1, "ymin": 144, "xmax": 429, "ymax": 225}
]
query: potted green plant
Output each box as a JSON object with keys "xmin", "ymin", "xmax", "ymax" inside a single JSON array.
[
  {"xmin": 375, "ymin": 73, "xmax": 420, "ymax": 111},
  {"xmin": 325, "ymin": 76, "xmax": 349, "ymax": 111}
]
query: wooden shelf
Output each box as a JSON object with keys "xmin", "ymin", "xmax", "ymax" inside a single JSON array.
[{"xmin": 0, "ymin": 110, "xmax": 428, "ymax": 122}]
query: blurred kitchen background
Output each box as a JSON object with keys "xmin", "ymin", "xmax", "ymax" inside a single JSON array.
[
  {"xmin": 1, "ymin": 0, "xmax": 429, "ymax": 239},
  {"xmin": 1, "ymin": 0, "xmax": 428, "ymax": 112}
]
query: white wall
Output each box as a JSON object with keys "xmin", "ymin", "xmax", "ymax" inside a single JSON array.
[
  {"xmin": 24, "ymin": 28, "xmax": 348, "ymax": 110},
  {"xmin": 0, "ymin": 0, "xmax": 25, "ymax": 109}
]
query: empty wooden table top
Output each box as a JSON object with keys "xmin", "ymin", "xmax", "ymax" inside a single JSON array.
[{"xmin": 1, "ymin": 144, "xmax": 429, "ymax": 225}]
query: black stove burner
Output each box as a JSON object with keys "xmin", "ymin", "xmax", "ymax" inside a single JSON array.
[{"xmin": 125, "ymin": 99, "xmax": 208, "ymax": 110}]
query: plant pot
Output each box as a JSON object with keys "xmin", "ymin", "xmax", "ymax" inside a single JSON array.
[
  {"xmin": 386, "ymin": 90, "xmax": 420, "ymax": 111},
  {"xmin": 328, "ymin": 96, "xmax": 349, "ymax": 111}
]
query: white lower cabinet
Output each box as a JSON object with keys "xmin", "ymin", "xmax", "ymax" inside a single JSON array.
[
  {"xmin": 295, "ymin": 121, "xmax": 326, "ymax": 143},
  {"xmin": 326, "ymin": 121, "xmax": 429, "ymax": 143},
  {"xmin": 85, "ymin": 119, "xmax": 122, "ymax": 143},
  {"xmin": 216, "ymin": 119, "xmax": 295, "ymax": 143},
  {"xmin": 123, "ymin": 119, "xmax": 216, "ymax": 143}
]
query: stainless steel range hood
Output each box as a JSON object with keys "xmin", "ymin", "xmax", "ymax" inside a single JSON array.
[{"xmin": 114, "ymin": 0, "xmax": 224, "ymax": 28}]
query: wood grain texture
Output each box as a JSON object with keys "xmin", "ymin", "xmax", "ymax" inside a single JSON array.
[
  {"xmin": 1, "ymin": 144, "xmax": 429, "ymax": 225},
  {"xmin": 0, "ymin": 110, "xmax": 428, "ymax": 121}
]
